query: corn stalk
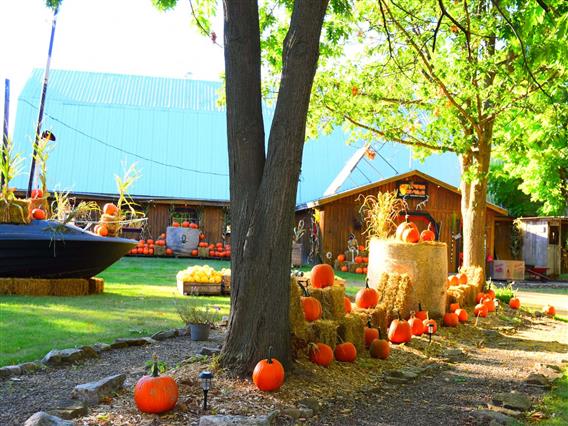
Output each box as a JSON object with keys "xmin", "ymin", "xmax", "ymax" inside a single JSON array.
[{"xmin": 358, "ymin": 191, "xmax": 405, "ymax": 240}]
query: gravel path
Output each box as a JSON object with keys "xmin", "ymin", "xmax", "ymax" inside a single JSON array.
[
  {"xmin": 316, "ymin": 318, "xmax": 568, "ymax": 425},
  {"xmin": 0, "ymin": 331, "xmax": 224, "ymax": 425}
]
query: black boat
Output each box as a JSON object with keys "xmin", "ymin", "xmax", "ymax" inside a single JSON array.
[{"xmin": 0, "ymin": 220, "xmax": 137, "ymax": 278}]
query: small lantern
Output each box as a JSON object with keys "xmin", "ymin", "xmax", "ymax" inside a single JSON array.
[
  {"xmin": 199, "ymin": 371, "xmax": 214, "ymax": 410},
  {"xmin": 427, "ymin": 323, "xmax": 434, "ymax": 343},
  {"xmin": 494, "ymin": 299, "xmax": 499, "ymax": 310}
]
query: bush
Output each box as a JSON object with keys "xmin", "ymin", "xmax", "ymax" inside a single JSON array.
[{"xmin": 174, "ymin": 297, "xmax": 221, "ymax": 325}]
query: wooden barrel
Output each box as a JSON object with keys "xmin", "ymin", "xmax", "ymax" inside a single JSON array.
[{"xmin": 367, "ymin": 238, "xmax": 448, "ymax": 318}]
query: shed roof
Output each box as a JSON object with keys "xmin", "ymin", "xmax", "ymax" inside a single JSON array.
[{"xmin": 13, "ymin": 69, "xmax": 466, "ymax": 207}]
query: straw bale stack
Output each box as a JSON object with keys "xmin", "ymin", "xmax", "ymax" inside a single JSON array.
[
  {"xmin": 0, "ymin": 277, "xmax": 104, "ymax": 296},
  {"xmin": 460, "ymin": 266, "xmax": 485, "ymax": 292}
]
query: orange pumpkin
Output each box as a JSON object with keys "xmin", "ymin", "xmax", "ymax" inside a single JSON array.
[
  {"xmin": 443, "ymin": 312, "xmax": 459, "ymax": 327},
  {"xmin": 172, "ymin": 221, "xmax": 180, "ymax": 227},
  {"xmin": 486, "ymin": 288, "xmax": 496, "ymax": 300},
  {"xmin": 354, "ymin": 256, "xmax": 363, "ymax": 264},
  {"xmin": 355, "ymin": 279, "xmax": 379, "ymax": 309},
  {"xmin": 334, "ymin": 342, "xmax": 357, "ymax": 362},
  {"xmin": 415, "ymin": 303, "xmax": 428, "ymax": 321},
  {"xmin": 420, "ymin": 223, "xmax": 436, "ymax": 241},
  {"xmin": 543, "ymin": 305, "xmax": 556, "ymax": 317},
  {"xmin": 299, "ymin": 283, "xmax": 322, "ymax": 322},
  {"xmin": 181, "ymin": 221, "xmax": 190, "ymax": 228},
  {"xmin": 341, "ymin": 265, "xmax": 348, "ymax": 272},
  {"xmin": 475, "ymin": 292, "xmax": 486, "ymax": 303},
  {"xmin": 252, "ymin": 347, "xmax": 285, "ymax": 392},
  {"xmin": 358, "ymin": 245, "xmax": 365, "ymax": 251},
  {"xmin": 509, "ymin": 297, "xmax": 521, "ymax": 310},
  {"xmin": 96, "ymin": 224, "xmax": 108, "ymax": 237},
  {"xmin": 191, "ymin": 249, "xmax": 198, "ymax": 256},
  {"xmin": 364, "ymin": 321, "xmax": 379, "ymax": 348},
  {"xmin": 344, "ymin": 296, "xmax": 352, "ymax": 313},
  {"xmin": 370, "ymin": 336, "xmax": 390, "ymax": 360},
  {"xmin": 474, "ymin": 303, "xmax": 488, "ymax": 318},
  {"xmin": 455, "ymin": 308, "xmax": 468, "ymax": 323},
  {"xmin": 32, "ymin": 208, "xmax": 46, "ymax": 220},
  {"xmin": 448, "ymin": 275, "xmax": 459, "ymax": 286},
  {"xmin": 103, "ymin": 203, "xmax": 118, "ymax": 216},
  {"xmin": 458, "ymin": 273, "xmax": 468, "ymax": 284},
  {"xmin": 362, "ymin": 257, "xmax": 369, "ymax": 263},
  {"xmin": 355, "ymin": 267, "xmax": 363, "ymax": 274},
  {"xmin": 388, "ymin": 314, "xmax": 412, "ymax": 344},
  {"xmin": 337, "ymin": 254, "xmax": 346, "ymax": 262},
  {"xmin": 310, "ymin": 264, "xmax": 335, "ymax": 288},
  {"xmin": 166, "ymin": 248, "xmax": 173, "ymax": 256},
  {"xmin": 483, "ymin": 297, "xmax": 496, "ymax": 312},
  {"xmin": 30, "ymin": 188, "xmax": 43, "ymax": 199},
  {"xmin": 362, "ymin": 267, "xmax": 368, "ymax": 274},
  {"xmin": 199, "ymin": 233, "xmax": 206, "ymax": 240},
  {"xmin": 423, "ymin": 318, "xmax": 438, "ymax": 334},
  {"xmin": 408, "ymin": 313, "xmax": 424, "ymax": 336},
  {"xmin": 309, "ymin": 343, "xmax": 334, "ymax": 367},
  {"xmin": 134, "ymin": 358, "xmax": 178, "ymax": 414},
  {"xmin": 449, "ymin": 303, "xmax": 460, "ymax": 313}
]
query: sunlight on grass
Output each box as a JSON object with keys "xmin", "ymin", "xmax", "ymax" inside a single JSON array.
[
  {"xmin": 0, "ymin": 257, "xmax": 231, "ymax": 366},
  {"xmin": 538, "ymin": 369, "xmax": 568, "ymax": 425}
]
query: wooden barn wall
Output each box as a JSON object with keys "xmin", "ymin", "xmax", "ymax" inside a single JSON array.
[
  {"xmin": 316, "ymin": 180, "xmax": 500, "ymax": 272},
  {"xmin": 494, "ymin": 219, "xmax": 514, "ymax": 260},
  {"xmin": 200, "ymin": 206, "xmax": 225, "ymax": 244}
]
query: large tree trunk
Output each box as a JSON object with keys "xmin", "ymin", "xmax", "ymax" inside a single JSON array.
[
  {"xmin": 220, "ymin": 0, "xmax": 329, "ymax": 376},
  {"xmin": 460, "ymin": 125, "xmax": 493, "ymax": 270}
]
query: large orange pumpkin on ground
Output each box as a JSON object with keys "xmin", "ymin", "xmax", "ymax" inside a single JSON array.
[
  {"xmin": 509, "ymin": 297, "xmax": 521, "ymax": 310},
  {"xmin": 308, "ymin": 343, "xmax": 334, "ymax": 367},
  {"xmin": 310, "ymin": 264, "xmax": 335, "ymax": 288},
  {"xmin": 134, "ymin": 358, "xmax": 178, "ymax": 414},
  {"xmin": 364, "ymin": 321, "xmax": 379, "ymax": 348},
  {"xmin": 388, "ymin": 314, "xmax": 412, "ymax": 344},
  {"xmin": 252, "ymin": 347, "xmax": 285, "ymax": 392},
  {"xmin": 415, "ymin": 303, "xmax": 428, "ymax": 321},
  {"xmin": 423, "ymin": 318, "xmax": 438, "ymax": 334},
  {"xmin": 443, "ymin": 312, "xmax": 459, "ymax": 327},
  {"xmin": 543, "ymin": 305, "xmax": 556, "ymax": 317},
  {"xmin": 370, "ymin": 337, "xmax": 390, "ymax": 360},
  {"xmin": 408, "ymin": 313, "xmax": 424, "ymax": 336},
  {"xmin": 334, "ymin": 342, "xmax": 357, "ymax": 362},
  {"xmin": 483, "ymin": 297, "xmax": 496, "ymax": 312},
  {"xmin": 355, "ymin": 279, "xmax": 379, "ymax": 309},
  {"xmin": 455, "ymin": 308, "xmax": 468, "ymax": 323},
  {"xmin": 474, "ymin": 303, "xmax": 488, "ymax": 318}
]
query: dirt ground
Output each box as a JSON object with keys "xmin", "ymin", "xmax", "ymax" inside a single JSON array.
[{"xmin": 1, "ymin": 309, "xmax": 566, "ymax": 426}]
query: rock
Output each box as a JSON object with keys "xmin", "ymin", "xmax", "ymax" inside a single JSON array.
[
  {"xmin": 546, "ymin": 364, "xmax": 562, "ymax": 372},
  {"xmin": 71, "ymin": 373, "xmax": 126, "ymax": 405},
  {"xmin": 48, "ymin": 399, "xmax": 88, "ymax": 419},
  {"xmin": 79, "ymin": 346, "xmax": 100, "ymax": 359},
  {"xmin": 385, "ymin": 369, "xmax": 418, "ymax": 381},
  {"xmin": 473, "ymin": 410, "xmax": 516, "ymax": 425},
  {"xmin": 110, "ymin": 341, "xmax": 129, "ymax": 349},
  {"xmin": 42, "ymin": 348, "xmax": 86, "ymax": 366},
  {"xmin": 200, "ymin": 347, "xmax": 221, "ymax": 356},
  {"xmin": 151, "ymin": 329, "xmax": 177, "ymax": 341},
  {"xmin": 280, "ymin": 408, "xmax": 314, "ymax": 419},
  {"xmin": 199, "ymin": 414, "xmax": 273, "ymax": 425},
  {"xmin": 297, "ymin": 397, "xmax": 321, "ymax": 414},
  {"xmin": 384, "ymin": 376, "xmax": 410, "ymax": 384},
  {"xmin": 23, "ymin": 411, "xmax": 74, "ymax": 426},
  {"xmin": 177, "ymin": 327, "xmax": 190, "ymax": 336},
  {"xmin": 113, "ymin": 337, "xmax": 154, "ymax": 347},
  {"xmin": 481, "ymin": 329, "xmax": 500, "ymax": 338},
  {"xmin": 19, "ymin": 362, "xmax": 41, "ymax": 373},
  {"xmin": 492, "ymin": 392, "xmax": 532, "ymax": 412},
  {"xmin": 0, "ymin": 365, "xmax": 22, "ymax": 378},
  {"xmin": 441, "ymin": 348, "xmax": 467, "ymax": 362},
  {"xmin": 91, "ymin": 343, "xmax": 112, "ymax": 353},
  {"xmin": 486, "ymin": 404, "xmax": 523, "ymax": 418},
  {"xmin": 525, "ymin": 373, "xmax": 552, "ymax": 389}
]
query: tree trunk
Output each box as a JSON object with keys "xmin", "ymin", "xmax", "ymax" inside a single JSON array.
[
  {"xmin": 460, "ymin": 124, "xmax": 493, "ymax": 270},
  {"xmin": 220, "ymin": 0, "xmax": 329, "ymax": 377}
]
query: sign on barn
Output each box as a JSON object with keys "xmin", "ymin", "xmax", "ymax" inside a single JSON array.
[{"xmin": 397, "ymin": 181, "xmax": 427, "ymax": 199}]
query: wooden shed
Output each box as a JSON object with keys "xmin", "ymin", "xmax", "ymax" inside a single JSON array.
[
  {"xmin": 295, "ymin": 170, "xmax": 509, "ymax": 273},
  {"xmin": 518, "ymin": 217, "xmax": 568, "ymax": 277}
]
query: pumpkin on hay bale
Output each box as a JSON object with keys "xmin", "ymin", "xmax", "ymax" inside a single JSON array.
[
  {"xmin": 308, "ymin": 285, "xmax": 346, "ymax": 320},
  {"xmin": 460, "ymin": 266, "xmax": 484, "ymax": 292},
  {"xmin": 352, "ymin": 302, "xmax": 388, "ymax": 336},
  {"xmin": 338, "ymin": 314, "xmax": 366, "ymax": 353}
]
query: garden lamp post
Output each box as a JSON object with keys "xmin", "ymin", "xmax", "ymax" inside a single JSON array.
[
  {"xmin": 427, "ymin": 323, "xmax": 434, "ymax": 343},
  {"xmin": 494, "ymin": 299, "xmax": 499, "ymax": 311},
  {"xmin": 199, "ymin": 371, "xmax": 213, "ymax": 410}
]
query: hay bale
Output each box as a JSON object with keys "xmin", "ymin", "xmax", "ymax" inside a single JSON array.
[
  {"xmin": 88, "ymin": 278, "xmax": 105, "ymax": 294},
  {"xmin": 461, "ymin": 266, "xmax": 484, "ymax": 292},
  {"xmin": 367, "ymin": 238, "xmax": 448, "ymax": 317},
  {"xmin": 394, "ymin": 274, "xmax": 414, "ymax": 319},
  {"xmin": 0, "ymin": 199, "xmax": 31, "ymax": 224},
  {"xmin": 447, "ymin": 286, "xmax": 465, "ymax": 308},
  {"xmin": 457, "ymin": 284, "xmax": 476, "ymax": 306},
  {"xmin": 306, "ymin": 320, "xmax": 339, "ymax": 350},
  {"xmin": 11, "ymin": 278, "xmax": 51, "ymax": 295},
  {"xmin": 373, "ymin": 272, "xmax": 390, "ymax": 294},
  {"xmin": 289, "ymin": 278, "xmax": 306, "ymax": 336},
  {"xmin": 49, "ymin": 279, "xmax": 89, "ymax": 296},
  {"xmin": 380, "ymin": 272, "xmax": 401, "ymax": 308},
  {"xmin": 0, "ymin": 278, "xmax": 15, "ymax": 295},
  {"xmin": 308, "ymin": 285, "xmax": 345, "ymax": 320},
  {"xmin": 338, "ymin": 314, "xmax": 366, "ymax": 353}
]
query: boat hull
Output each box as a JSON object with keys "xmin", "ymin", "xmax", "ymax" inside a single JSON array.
[{"xmin": 0, "ymin": 220, "xmax": 137, "ymax": 279}]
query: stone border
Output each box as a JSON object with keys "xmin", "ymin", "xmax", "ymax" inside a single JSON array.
[{"xmin": 0, "ymin": 327, "xmax": 191, "ymax": 380}]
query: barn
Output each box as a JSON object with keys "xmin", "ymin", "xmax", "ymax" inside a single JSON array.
[
  {"xmin": 295, "ymin": 170, "xmax": 509, "ymax": 273},
  {"xmin": 12, "ymin": 69, "xmax": 502, "ymax": 260}
]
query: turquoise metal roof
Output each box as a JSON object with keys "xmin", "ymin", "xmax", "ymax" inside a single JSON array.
[{"xmin": 13, "ymin": 69, "xmax": 461, "ymax": 205}]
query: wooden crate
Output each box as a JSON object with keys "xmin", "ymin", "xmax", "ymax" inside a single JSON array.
[
  {"xmin": 222, "ymin": 275, "xmax": 231, "ymax": 294},
  {"xmin": 291, "ymin": 243, "xmax": 303, "ymax": 267},
  {"xmin": 154, "ymin": 245, "xmax": 166, "ymax": 256},
  {"xmin": 198, "ymin": 247, "xmax": 210, "ymax": 257},
  {"xmin": 177, "ymin": 279, "xmax": 222, "ymax": 296}
]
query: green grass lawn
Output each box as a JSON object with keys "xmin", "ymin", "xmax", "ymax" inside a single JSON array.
[
  {"xmin": 537, "ymin": 368, "xmax": 568, "ymax": 425},
  {"xmin": 0, "ymin": 257, "xmax": 231, "ymax": 367}
]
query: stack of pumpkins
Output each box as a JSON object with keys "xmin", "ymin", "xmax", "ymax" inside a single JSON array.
[
  {"xmin": 334, "ymin": 246, "xmax": 369, "ymax": 274},
  {"xmin": 94, "ymin": 203, "xmax": 120, "ymax": 237}
]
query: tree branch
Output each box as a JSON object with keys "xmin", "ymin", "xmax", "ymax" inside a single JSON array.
[
  {"xmin": 188, "ymin": 0, "xmax": 223, "ymax": 48},
  {"xmin": 324, "ymin": 103, "xmax": 456, "ymax": 153},
  {"xmin": 432, "ymin": 13, "xmax": 444, "ymax": 52}
]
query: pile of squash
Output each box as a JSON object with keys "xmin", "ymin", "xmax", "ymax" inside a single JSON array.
[{"xmin": 129, "ymin": 234, "xmax": 174, "ymax": 256}]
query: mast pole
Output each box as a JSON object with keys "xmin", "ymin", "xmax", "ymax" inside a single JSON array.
[{"xmin": 27, "ymin": 5, "xmax": 59, "ymax": 197}]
